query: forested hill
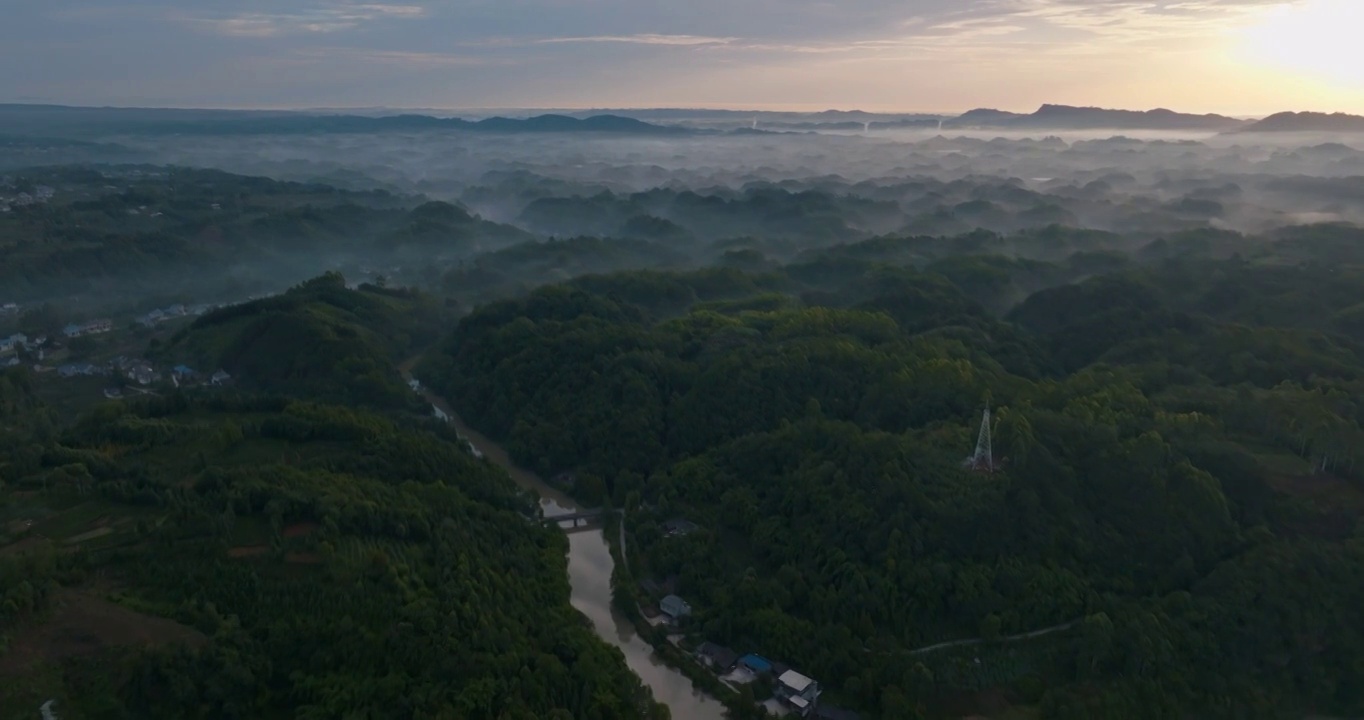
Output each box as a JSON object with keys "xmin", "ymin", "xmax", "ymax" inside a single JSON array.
[
  {"xmin": 0, "ymin": 166, "xmax": 530, "ymax": 305},
  {"xmin": 155, "ymin": 273, "xmax": 446, "ymax": 411},
  {"xmin": 0, "ymin": 388, "xmax": 669, "ymax": 719},
  {"xmin": 418, "ymin": 249, "xmax": 1364, "ymax": 718}
]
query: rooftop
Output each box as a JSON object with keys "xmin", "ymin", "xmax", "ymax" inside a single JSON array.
[
  {"xmin": 740, "ymin": 654, "xmax": 772, "ymax": 672},
  {"xmin": 778, "ymin": 669, "xmax": 815, "ymax": 693},
  {"xmin": 696, "ymin": 642, "xmax": 739, "ymax": 669}
]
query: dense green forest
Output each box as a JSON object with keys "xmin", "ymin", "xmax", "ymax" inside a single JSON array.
[
  {"xmin": 0, "ymin": 384, "xmax": 668, "ymax": 719},
  {"xmin": 419, "ymin": 234, "xmax": 1364, "ymax": 719},
  {"xmin": 155, "ymin": 273, "xmax": 447, "ymax": 411},
  {"xmin": 0, "ymin": 166, "xmax": 526, "ymax": 307},
  {"xmin": 7, "ymin": 146, "xmax": 1364, "ymax": 720}
]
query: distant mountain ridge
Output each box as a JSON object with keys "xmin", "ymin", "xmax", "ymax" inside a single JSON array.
[
  {"xmin": 0, "ymin": 104, "xmax": 689, "ymax": 137},
  {"xmin": 559, "ymin": 104, "xmax": 1259, "ymax": 132},
  {"xmin": 945, "ymin": 104, "xmax": 1247, "ymax": 131},
  {"xmin": 1234, "ymin": 111, "xmax": 1364, "ymax": 133},
  {"xmin": 6, "ymin": 102, "xmax": 1364, "ymax": 137},
  {"xmin": 152, "ymin": 112, "xmax": 689, "ymax": 136}
]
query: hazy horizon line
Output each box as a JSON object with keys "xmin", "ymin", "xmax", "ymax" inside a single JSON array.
[{"xmin": 0, "ymin": 99, "xmax": 1319, "ymax": 120}]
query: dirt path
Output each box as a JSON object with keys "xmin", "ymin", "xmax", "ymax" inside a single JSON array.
[{"xmin": 864, "ymin": 619, "xmax": 1081, "ymax": 658}]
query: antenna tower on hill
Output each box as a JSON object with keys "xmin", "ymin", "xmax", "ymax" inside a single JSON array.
[{"xmin": 963, "ymin": 406, "xmax": 995, "ymax": 473}]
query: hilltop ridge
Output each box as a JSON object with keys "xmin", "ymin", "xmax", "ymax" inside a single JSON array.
[
  {"xmin": 945, "ymin": 104, "xmax": 1247, "ymax": 131},
  {"xmin": 1234, "ymin": 111, "xmax": 1364, "ymax": 133}
]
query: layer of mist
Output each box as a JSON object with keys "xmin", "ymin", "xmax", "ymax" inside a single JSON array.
[{"xmin": 3, "ymin": 105, "xmax": 1363, "ymax": 316}]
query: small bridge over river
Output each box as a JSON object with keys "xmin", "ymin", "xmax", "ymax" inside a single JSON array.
[{"xmin": 540, "ymin": 509, "xmax": 609, "ymax": 531}]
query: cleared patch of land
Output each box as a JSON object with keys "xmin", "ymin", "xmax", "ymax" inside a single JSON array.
[
  {"xmin": 1266, "ymin": 470, "xmax": 1364, "ymax": 512},
  {"xmin": 0, "ymin": 590, "xmax": 207, "ymax": 676},
  {"xmin": 281, "ymin": 521, "xmax": 319, "ymax": 538},
  {"xmin": 0, "ymin": 535, "xmax": 51, "ymax": 559}
]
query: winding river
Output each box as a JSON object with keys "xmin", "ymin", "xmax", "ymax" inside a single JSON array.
[{"xmin": 406, "ymin": 373, "xmax": 727, "ymax": 720}]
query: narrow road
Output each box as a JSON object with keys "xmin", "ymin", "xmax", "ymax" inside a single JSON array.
[
  {"xmin": 618, "ymin": 510, "xmax": 628, "ymax": 568},
  {"xmin": 865, "ymin": 619, "xmax": 1081, "ymax": 657}
]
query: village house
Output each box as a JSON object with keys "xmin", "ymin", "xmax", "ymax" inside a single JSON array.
[
  {"xmin": 138, "ymin": 301, "xmax": 202, "ymax": 327},
  {"xmin": 776, "ymin": 669, "xmax": 822, "ymax": 717},
  {"xmin": 740, "ymin": 654, "xmax": 773, "ymax": 675},
  {"xmin": 694, "ymin": 642, "xmax": 739, "ymax": 674},
  {"xmin": 58, "ymin": 363, "xmax": 101, "ymax": 378},
  {"xmin": 660, "ymin": 594, "xmax": 692, "ymax": 621},
  {"xmin": 1, "ymin": 356, "xmax": 19, "ymax": 369},
  {"xmin": 131, "ymin": 363, "xmax": 158, "ymax": 386},
  {"xmin": 63, "ymin": 319, "xmax": 113, "ymax": 338},
  {"xmin": 664, "ymin": 518, "xmax": 699, "ymax": 536},
  {"xmin": 122, "ymin": 360, "xmax": 153, "ymax": 379},
  {"xmin": 0, "ymin": 302, "xmax": 18, "ymax": 316},
  {"xmin": 210, "ymin": 369, "xmax": 232, "ymax": 386},
  {"xmin": 0, "ymin": 333, "xmax": 26, "ymax": 354}
]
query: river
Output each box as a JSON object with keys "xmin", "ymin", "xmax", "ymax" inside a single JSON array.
[{"xmin": 405, "ymin": 373, "xmax": 727, "ymax": 720}]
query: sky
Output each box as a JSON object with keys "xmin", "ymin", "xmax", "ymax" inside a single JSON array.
[{"xmin": 3, "ymin": 0, "xmax": 1363, "ymax": 115}]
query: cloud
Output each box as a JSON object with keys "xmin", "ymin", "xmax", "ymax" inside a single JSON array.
[
  {"xmin": 686, "ymin": 0, "xmax": 1286, "ymax": 61},
  {"xmin": 296, "ymin": 47, "xmax": 500, "ymax": 68},
  {"xmin": 485, "ymin": 0, "xmax": 1283, "ymax": 61},
  {"xmin": 182, "ymin": 2, "xmax": 427, "ymax": 37},
  {"xmin": 942, "ymin": 0, "xmax": 1286, "ymax": 46},
  {"xmin": 535, "ymin": 34, "xmax": 738, "ymax": 46},
  {"xmin": 9, "ymin": 0, "xmax": 1362, "ymax": 113}
]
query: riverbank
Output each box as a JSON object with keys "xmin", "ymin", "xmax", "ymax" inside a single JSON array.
[
  {"xmin": 400, "ymin": 360, "xmax": 729, "ymax": 720},
  {"xmin": 602, "ymin": 511, "xmax": 776, "ymax": 720}
]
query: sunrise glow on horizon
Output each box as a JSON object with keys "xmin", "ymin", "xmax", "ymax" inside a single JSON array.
[
  {"xmin": 1232, "ymin": 0, "xmax": 1364, "ymax": 103},
  {"xmin": 0, "ymin": 0, "xmax": 1360, "ymax": 115}
]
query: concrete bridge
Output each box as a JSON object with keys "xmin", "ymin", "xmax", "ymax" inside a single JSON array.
[{"xmin": 540, "ymin": 509, "xmax": 608, "ymax": 530}]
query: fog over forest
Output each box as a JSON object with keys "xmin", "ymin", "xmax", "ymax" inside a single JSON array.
[
  {"xmin": 4, "ymin": 106, "xmax": 1364, "ymax": 311},
  {"xmin": 5, "ymin": 105, "xmax": 1364, "ymax": 720}
]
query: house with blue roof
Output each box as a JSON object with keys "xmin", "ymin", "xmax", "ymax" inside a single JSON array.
[{"xmin": 739, "ymin": 654, "xmax": 772, "ymax": 674}]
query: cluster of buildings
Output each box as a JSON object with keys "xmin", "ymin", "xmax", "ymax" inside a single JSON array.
[
  {"xmin": 104, "ymin": 357, "xmax": 231, "ymax": 388},
  {"xmin": 137, "ymin": 303, "xmax": 214, "ymax": 327},
  {"xmin": 169, "ymin": 365, "xmax": 232, "ymax": 387},
  {"xmin": 641, "ymin": 518, "xmax": 856, "ymax": 719},
  {"xmin": 0, "ymin": 184, "xmax": 55, "ymax": 213},
  {"xmin": 50, "ymin": 356, "xmax": 231, "ymax": 391},
  {"xmin": 63, "ymin": 319, "xmax": 113, "ymax": 339},
  {"xmin": 1, "ymin": 333, "xmax": 48, "ymax": 368},
  {"xmin": 110, "ymin": 356, "xmax": 161, "ymax": 386},
  {"xmin": 57, "ymin": 363, "xmax": 103, "ymax": 378},
  {"xmin": 0, "ymin": 306, "xmax": 23, "ymax": 367},
  {"xmin": 691, "ymin": 644, "xmax": 844, "ymax": 719}
]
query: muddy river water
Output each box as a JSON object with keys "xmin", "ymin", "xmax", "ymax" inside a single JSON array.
[{"xmin": 409, "ymin": 375, "xmax": 727, "ymax": 720}]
